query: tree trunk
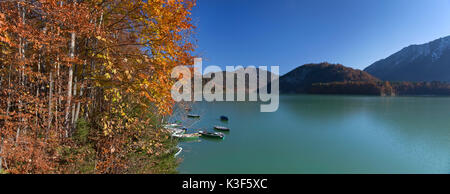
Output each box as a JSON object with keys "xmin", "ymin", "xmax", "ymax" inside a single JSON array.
[
  {"xmin": 56, "ymin": 62, "xmax": 61, "ymax": 137},
  {"xmin": 16, "ymin": 0, "xmax": 26, "ymax": 143},
  {"xmin": 74, "ymin": 60, "xmax": 86, "ymax": 124},
  {"xmin": 48, "ymin": 70, "xmax": 53, "ymax": 133},
  {"xmin": 6, "ymin": 62, "xmax": 11, "ymax": 121},
  {"xmin": 0, "ymin": 137, "xmax": 2, "ymax": 172},
  {"xmin": 64, "ymin": 32, "xmax": 75, "ymax": 137},
  {"xmin": 2, "ymin": 65, "xmax": 11, "ymax": 172},
  {"xmin": 71, "ymin": 76, "xmax": 77, "ymax": 124},
  {"xmin": 35, "ymin": 54, "xmax": 41, "ymax": 127}
]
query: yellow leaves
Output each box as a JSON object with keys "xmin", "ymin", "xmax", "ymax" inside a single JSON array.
[
  {"xmin": 96, "ymin": 53, "xmax": 107, "ymax": 59},
  {"xmin": 96, "ymin": 35, "xmax": 107, "ymax": 42},
  {"xmin": 125, "ymin": 70, "xmax": 132, "ymax": 80},
  {"xmin": 94, "ymin": 0, "xmax": 195, "ymax": 134},
  {"xmin": 1, "ymin": 48, "xmax": 12, "ymax": 55},
  {"xmin": 141, "ymin": 91, "xmax": 151, "ymax": 100},
  {"xmin": 103, "ymin": 122, "xmax": 113, "ymax": 136},
  {"xmin": 0, "ymin": 35, "xmax": 11, "ymax": 45}
]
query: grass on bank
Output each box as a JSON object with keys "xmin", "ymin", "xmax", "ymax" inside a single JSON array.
[{"xmin": 57, "ymin": 118, "xmax": 180, "ymax": 174}]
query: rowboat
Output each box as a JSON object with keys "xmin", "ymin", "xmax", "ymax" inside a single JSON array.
[
  {"xmin": 171, "ymin": 131, "xmax": 184, "ymax": 138},
  {"xmin": 220, "ymin": 115, "xmax": 229, "ymax": 121},
  {"xmin": 166, "ymin": 127, "xmax": 186, "ymax": 135},
  {"xmin": 187, "ymin": 114, "xmax": 200, "ymax": 118},
  {"xmin": 163, "ymin": 123, "xmax": 182, "ymax": 128},
  {"xmin": 213, "ymin": 125, "xmax": 230, "ymax": 131},
  {"xmin": 182, "ymin": 133, "xmax": 201, "ymax": 140},
  {"xmin": 172, "ymin": 132, "xmax": 201, "ymax": 140},
  {"xmin": 199, "ymin": 131, "xmax": 225, "ymax": 139},
  {"xmin": 174, "ymin": 146, "xmax": 182, "ymax": 157}
]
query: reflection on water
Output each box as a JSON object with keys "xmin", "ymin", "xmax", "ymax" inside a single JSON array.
[{"xmin": 176, "ymin": 95, "xmax": 450, "ymax": 174}]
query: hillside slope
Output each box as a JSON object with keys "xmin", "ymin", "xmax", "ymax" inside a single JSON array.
[
  {"xmin": 280, "ymin": 63, "xmax": 379, "ymax": 93},
  {"xmin": 364, "ymin": 36, "xmax": 450, "ymax": 82}
]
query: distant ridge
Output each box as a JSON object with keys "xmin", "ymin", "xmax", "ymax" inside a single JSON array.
[
  {"xmin": 279, "ymin": 63, "xmax": 379, "ymax": 93},
  {"xmin": 200, "ymin": 67, "xmax": 276, "ymax": 94},
  {"xmin": 364, "ymin": 35, "xmax": 450, "ymax": 82},
  {"xmin": 197, "ymin": 62, "xmax": 450, "ymax": 96}
]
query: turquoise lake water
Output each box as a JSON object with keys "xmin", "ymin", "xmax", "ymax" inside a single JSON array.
[{"xmin": 176, "ymin": 95, "xmax": 450, "ymax": 173}]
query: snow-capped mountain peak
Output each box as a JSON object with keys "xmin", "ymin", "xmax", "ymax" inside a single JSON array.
[
  {"xmin": 364, "ymin": 35, "xmax": 450, "ymax": 82},
  {"xmin": 431, "ymin": 36, "xmax": 450, "ymax": 62}
]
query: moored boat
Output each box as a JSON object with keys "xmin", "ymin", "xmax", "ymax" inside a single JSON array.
[
  {"xmin": 172, "ymin": 132, "xmax": 201, "ymax": 140},
  {"xmin": 187, "ymin": 114, "xmax": 200, "ymax": 118},
  {"xmin": 220, "ymin": 115, "xmax": 229, "ymax": 121},
  {"xmin": 163, "ymin": 123, "xmax": 182, "ymax": 128},
  {"xmin": 174, "ymin": 146, "xmax": 182, "ymax": 157},
  {"xmin": 171, "ymin": 131, "xmax": 184, "ymax": 138},
  {"xmin": 213, "ymin": 125, "xmax": 230, "ymax": 131},
  {"xmin": 166, "ymin": 127, "xmax": 186, "ymax": 135},
  {"xmin": 199, "ymin": 131, "xmax": 225, "ymax": 139}
]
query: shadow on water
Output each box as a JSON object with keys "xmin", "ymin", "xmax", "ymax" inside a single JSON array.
[
  {"xmin": 220, "ymin": 120, "xmax": 229, "ymax": 124},
  {"xmin": 212, "ymin": 129, "xmax": 230, "ymax": 134},
  {"xmin": 199, "ymin": 136, "xmax": 226, "ymax": 142},
  {"xmin": 178, "ymin": 139, "xmax": 202, "ymax": 143}
]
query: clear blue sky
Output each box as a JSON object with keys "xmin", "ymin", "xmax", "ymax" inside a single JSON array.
[{"xmin": 191, "ymin": 0, "xmax": 450, "ymax": 74}]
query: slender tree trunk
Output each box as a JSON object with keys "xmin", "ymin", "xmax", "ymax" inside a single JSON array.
[
  {"xmin": 6, "ymin": 63, "xmax": 11, "ymax": 122},
  {"xmin": 87, "ymin": 13, "xmax": 103, "ymax": 119},
  {"xmin": 56, "ymin": 62, "xmax": 60, "ymax": 137},
  {"xmin": 71, "ymin": 76, "xmax": 77, "ymax": 124},
  {"xmin": 16, "ymin": 0, "xmax": 26, "ymax": 143},
  {"xmin": 48, "ymin": 70, "xmax": 53, "ymax": 133},
  {"xmin": 64, "ymin": 32, "xmax": 75, "ymax": 137},
  {"xmin": 2, "ymin": 61, "xmax": 12, "ymax": 171},
  {"xmin": 75, "ymin": 85, "xmax": 83, "ymax": 123},
  {"xmin": 0, "ymin": 137, "xmax": 2, "ymax": 172},
  {"xmin": 87, "ymin": 59, "xmax": 95, "ymax": 119},
  {"xmin": 35, "ymin": 55, "xmax": 41, "ymax": 127},
  {"xmin": 55, "ymin": 0, "xmax": 64, "ymax": 138},
  {"xmin": 75, "ymin": 60, "xmax": 86, "ymax": 124}
]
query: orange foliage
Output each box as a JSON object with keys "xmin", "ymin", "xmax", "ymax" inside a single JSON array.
[{"xmin": 0, "ymin": 0, "xmax": 196, "ymax": 174}]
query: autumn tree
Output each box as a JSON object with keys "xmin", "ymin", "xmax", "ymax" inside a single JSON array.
[{"xmin": 0, "ymin": 0, "xmax": 196, "ymax": 174}]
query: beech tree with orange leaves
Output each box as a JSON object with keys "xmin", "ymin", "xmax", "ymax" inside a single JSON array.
[{"xmin": 0, "ymin": 0, "xmax": 195, "ymax": 174}]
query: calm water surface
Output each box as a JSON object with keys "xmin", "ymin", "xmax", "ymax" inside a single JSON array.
[{"xmin": 176, "ymin": 95, "xmax": 450, "ymax": 173}]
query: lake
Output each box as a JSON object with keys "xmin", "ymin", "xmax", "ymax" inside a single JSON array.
[{"xmin": 175, "ymin": 95, "xmax": 450, "ymax": 174}]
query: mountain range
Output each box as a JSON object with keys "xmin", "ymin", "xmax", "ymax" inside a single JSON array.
[
  {"xmin": 201, "ymin": 35, "xmax": 450, "ymax": 96},
  {"xmin": 364, "ymin": 36, "xmax": 450, "ymax": 82}
]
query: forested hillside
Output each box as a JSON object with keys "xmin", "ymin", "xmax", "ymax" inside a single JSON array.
[
  {"xmin": 280, "ymin": 63, "xmax": 379, "ymax": 93},
  {"xmin": 279, "ymin": 63, "xmax": 450, "ymax": 96}
]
